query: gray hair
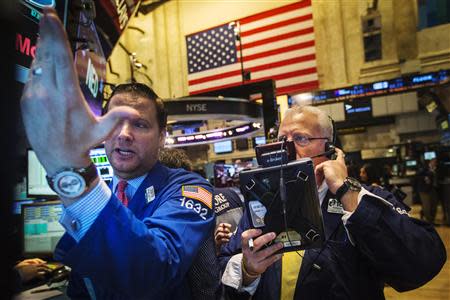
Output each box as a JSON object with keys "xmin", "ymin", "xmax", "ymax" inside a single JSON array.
[{"xmin": 284, "ymin": 105, "xmax": 334, "ymax": 141}]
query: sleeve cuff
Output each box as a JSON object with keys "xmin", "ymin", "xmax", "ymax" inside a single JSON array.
[
  {"xmin": 221, "ymin": 253, "xmax": 260, "ymax": 295},
  {"xmin": 341, "ymin": 187, "xmax": 390, "ymax": 246},
  {"xmin": 60, "ymin": 180, "xmax": 112, "ymax": 242}
]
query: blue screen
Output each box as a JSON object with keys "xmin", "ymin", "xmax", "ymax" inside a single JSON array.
[{"xmin": 214, "ymin": 140, "xmax": 233, "ymax": 154}]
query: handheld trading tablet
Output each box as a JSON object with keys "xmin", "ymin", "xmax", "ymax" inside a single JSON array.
[{"xmin": 239, "ymin": 158, "xmax": 325, "ymax": 252}]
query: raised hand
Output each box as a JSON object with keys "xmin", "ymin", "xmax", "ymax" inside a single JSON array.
[
  {"xmin": 314, "ymin": 147, "xmax": 348, "ymax": 194},
  {"xmin": 20, "ymin": 8, "xmax": 137, "ymax": 177},
  {"xmin": 315, "ymin": 148, "xmax": 359, "ymax": 211},
  {"xmin": 214, "ymin": 223, "xmax": 232, "ymax": 253},
  {"xmin": 241, "ymin": 229, "xmax": 283, "ymax": 285}
]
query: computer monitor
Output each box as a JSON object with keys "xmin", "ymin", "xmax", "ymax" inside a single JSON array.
[
  {"xmin": 214, "ymin": 140, "xmax": 233, "ymax": 154},
  {"xmin": 89, "ymin": 146, "xmax": 113, "ymax": 185},
  {"xmin": 424, "ymin": 151, "xmax": 436, "ymax": 160},
  {"xmin": 405, "ymin": 160, "xmax": 417, "ymax": 167},
  {"xmin": 27, "ymin": 150, "xmax": 57, "ymax": 198},
  {"xmin": 21, "ymin": 201, "xmax": 65, "ymax": 257},
  {"xmin": 253, "ymin": 136, "xmax": 266, "ymax": 146},
  {"xmin": 12, "ymin": 199, "xmax": 35, "ymax": 215},
  {"xmin": 235, "ymin": 138, "xmax": 249, "ymax": 151}
]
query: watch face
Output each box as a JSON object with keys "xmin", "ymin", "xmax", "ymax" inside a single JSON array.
[{"xmin": 54, "ymin": 171, "xmax": 86, "ymax": 198}]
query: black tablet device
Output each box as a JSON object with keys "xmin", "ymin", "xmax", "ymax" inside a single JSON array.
[{"xmin": 239, "ymin": 158, "xmax": 325, "ymax": 252}]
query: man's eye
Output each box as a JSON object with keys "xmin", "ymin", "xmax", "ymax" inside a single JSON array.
[
  {"xmin": 134, "ymin": 122, "xmax": 148, "ymax": 129},
  {"xmin": 294, "ymin": 135, "xmax": 307, "ymax": 142}
]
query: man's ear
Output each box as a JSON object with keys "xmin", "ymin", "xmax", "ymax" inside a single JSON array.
[{"xmin": 159, "ymin": 128, "xmax": 166, "ymax": 148}]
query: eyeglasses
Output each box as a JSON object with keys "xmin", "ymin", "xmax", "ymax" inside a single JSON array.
[{"xmin": 279, "ymin": 134, "xmax": 329, "ymax": 147}]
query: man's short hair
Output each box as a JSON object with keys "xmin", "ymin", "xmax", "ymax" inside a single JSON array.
[
  {"xmin": 284, "ymin": 105, "xmax": 334, "ymax": 141},
  {"xmin": 106, "ymin": 83, "xmax": 167, "ymax": 130}
]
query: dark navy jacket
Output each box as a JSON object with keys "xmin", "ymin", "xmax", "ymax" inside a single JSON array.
[
  {"xmin": 219, "ymin": 185, "xmax": 446, "ymax": 300},
  {"xmin": 55, "ymin": 162, "xmax": 215, "ymax": 299}
]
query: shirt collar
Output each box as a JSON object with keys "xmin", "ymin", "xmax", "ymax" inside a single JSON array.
[
  {"xmin": 317, "ymin": 180, "xmax": 328, "ymax": 206},
  {"xmin": 112, "ymin": 173, "xmax": 147, "ymax": 195}
]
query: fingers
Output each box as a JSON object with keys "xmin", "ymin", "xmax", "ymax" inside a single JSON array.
[
  {"xmin": 218, "ymin": 223, "xmax": 232, "ymax": 231},
  {"xmin": 39, "ymin": 9, "xmax": 78, "ymax": 91},
  {"xmin": 27, "ymin": 258, "xmax": 47, "ymax": 265},
  {"xmin": 334, "ymin": 147, "xmax": 345, "ymax": 163},
  {"xmin": 91, "ymin": 106, "xmax": 139, "ymax": 147},
  {"xmin": 241, "ymin": 230, "xmax": 283, "ymax": 276},
  {"xmin": 241, "ymin": 229, "xmax": 263, "ymax": 251},
  {"xmin": 314, "ymin": 161, "xmax": 325, "ymax": 179}
]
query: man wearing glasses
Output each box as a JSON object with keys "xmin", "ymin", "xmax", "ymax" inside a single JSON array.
[{"xmin": 220, "ymin": 105, "xmax": 446, "ymax": 299}]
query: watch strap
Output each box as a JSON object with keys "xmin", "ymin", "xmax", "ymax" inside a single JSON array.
[
  {"xmin": 335, "ymin": 180, "xmax": 350, "ymax": 201},
  {"xmin": 335, "ymin": 177, "xmax": 361, "ymax": 201}
]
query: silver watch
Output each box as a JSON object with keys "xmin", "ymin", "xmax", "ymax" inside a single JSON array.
[{"xmin": 46, "ymin": 164, "xmax": 98, "ymax": 199}]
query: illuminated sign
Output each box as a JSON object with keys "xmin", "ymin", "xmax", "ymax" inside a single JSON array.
[
  {"xmin": 167, "ymin": 122, "xmax": 262, "ymax": 147},
  {"xmin": 186, "ymin": 103, "xmax": 207, "ymax": 112},
  {"xmin": 16, "ymin": 33, "xmax": 36, "ymax": 59},
  {"xmin": 24, "ymin": 0, "xmax": 55, "ymax": 8},
  {"xmin": 312, "ymin": 70, "xmax": 450, "ymax": 103}
]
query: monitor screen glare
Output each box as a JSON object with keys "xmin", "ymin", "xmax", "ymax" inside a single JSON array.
[{"xmin": 27, "ymin": 150, "xmax": 57, "ymax": 198}]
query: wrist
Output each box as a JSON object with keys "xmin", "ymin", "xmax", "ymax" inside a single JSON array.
[
  {"xmin": 339, "ymin": 190, "xmax": 359, "ymax": 212},
  {"xmin": 46, "ymin": 157, "xmax": 92, "ymax": 177},
  {"xmin": 242, "ymin": 258, "xmax": 259, "ymax": 285}
]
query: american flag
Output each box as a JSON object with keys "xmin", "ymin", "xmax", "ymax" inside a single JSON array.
[
  {"xmin": 182, "ymin": 186, "xmax": 213, "ymax": 209},
  {"xmin": 186, "ymin": 0, "xmax": 319, "ymax": 96}
]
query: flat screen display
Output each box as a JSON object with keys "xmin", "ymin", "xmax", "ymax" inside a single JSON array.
[
  {"xmin": 89, "ymin": 146, "xmax": 113, "ymax": 184},
  {"xmin": 405, "ymin": 160, "xmax": 417, "ymax": 167},
  {"xmin": 22, "ymin": 201, "xmax": 65, "ymax": 256},
  {"xmin": 214, "ymin": 140, "xmax": 233, "ymax": 154},
  {"xmin": 424, "ymin": 151, "xmax": 436, "ymax": 160},
  {"xmin": 13, "ymin": 199, "xmax": 35, "ymax": 215},
  {"xmin": 16, "ymin": 0, "xmax": 68, "ymax": 84},
  {"xmin": 235, "ymin": 138, "xmax": 249, "ymax": 151},
  {"xmin": 253, "ymin": 136, "xmax": 266, "ymax": 146},
  {"xmin": 344, "ymin": 98, "xmax": 372, "ymax": 121},
  {"xmin": 27, "ymin": 150, "xmax": 57, "ymax": 198}
]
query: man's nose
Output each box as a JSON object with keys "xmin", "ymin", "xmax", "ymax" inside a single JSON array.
[{"xmin": 117, "ymin": 122, "xmax": 133, "ymax": 142}]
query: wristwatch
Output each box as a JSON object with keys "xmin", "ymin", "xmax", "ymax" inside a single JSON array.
[
  {"xmin": 335, "ymin": 177, "xmax": 362, "ymax": 201},
  {"xmin": 46, "ymin": 164, "xmax": 98, "ymax": 199}
]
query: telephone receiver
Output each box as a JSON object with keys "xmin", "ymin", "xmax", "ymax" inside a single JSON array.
[{"xmin": 310, "ymin": 143, "xmax": 336, "ymax": 160}]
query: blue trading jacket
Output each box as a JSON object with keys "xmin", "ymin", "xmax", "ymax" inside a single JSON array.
[
  {"xmin": 54, "ymin": 162, "xmax": 215, "ymax": 299},
  {"xmin": 219, "ymin": 185, "xmax": 446, "ymax": 300}
]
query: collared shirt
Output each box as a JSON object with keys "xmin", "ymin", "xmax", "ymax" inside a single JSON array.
[
  {"xmin": 60, "ymin": 174, "xmax": 147, "ymax": 242},
  {"xmin": 111, "ymin": 174, "xmax": 147, "ymax": 200}
]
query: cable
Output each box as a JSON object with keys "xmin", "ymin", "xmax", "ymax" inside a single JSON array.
[{"xmin": 278, "ymin": 138, "xmax": 297, "ymax": 252}]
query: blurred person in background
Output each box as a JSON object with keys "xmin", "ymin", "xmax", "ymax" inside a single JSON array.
[
  {"xmin": 359, "ymin": 163, "xmax": 382, "ymax": 186},
  {"xmin": 417, "ymin": 158, "xmax": 439, "ymax": 224}
]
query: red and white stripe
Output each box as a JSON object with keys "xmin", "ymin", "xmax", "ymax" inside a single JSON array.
[{"xmin": 187, "ymin": 0, "xmax": 319, "ymax": 96}]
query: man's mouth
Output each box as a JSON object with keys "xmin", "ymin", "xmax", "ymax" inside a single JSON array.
[{"xmin": 115, "ymin": 149, "xmax": 135, "ymax": 157}]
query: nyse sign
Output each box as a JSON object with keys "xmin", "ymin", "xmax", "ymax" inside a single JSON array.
[{"xmin": 186, "ymin": 103, "xmax": 207, "ymax": 113}]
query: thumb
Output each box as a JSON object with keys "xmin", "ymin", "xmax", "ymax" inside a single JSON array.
[{"xmin": 90, "ymin": 106, "xmax": 139, "ymax": 144}]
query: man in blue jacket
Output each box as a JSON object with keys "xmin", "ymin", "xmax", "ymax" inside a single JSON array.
[
  {"xmin": 219, "ymin": 105, "xmax": 446, "ymax": 299},
  {"xmin": 20, "ymin": 10, "xmax": 214, "ymax": 299}
]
